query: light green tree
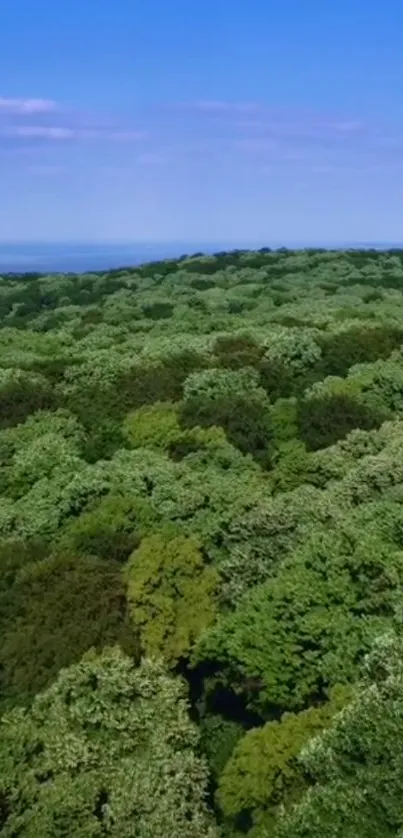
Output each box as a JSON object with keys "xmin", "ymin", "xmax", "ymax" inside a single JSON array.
[
  {"xmin": 217, "ymin": 686, "xmax": 351, "ymax": 837},
  {"xmin": 125, "ymin": 530, "xmax": 219, "ymax": 664},
  {"xmin": 0, "ymin": 647, "xmax": 217, "ymax": 838}
]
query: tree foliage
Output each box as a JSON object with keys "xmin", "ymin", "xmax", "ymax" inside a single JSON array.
[
  {"xmin": 275, "ymin": 632, "xmax": 403, "ymax": 838},
  {"xmin": 125, "ymin": 530, "xmax": 219, "ymax": 664},
  {"xmin": 0, "ymin": 552, "xmax": 138, "ymax": 706},
  {"xmin": 3, "ymin": 248, "xmax": 403, "ymax": 836},
  {"xmin": 0, "ymin": 648, "xmax": 217, "ymax": 837},
  {"xmin": 193, "ymin": 530, "xmax": 403, "ymax": 714},
  {"xmin": 217, "ymin": 685, "xmax": 351, "ymax": 836},
  {"xmin": 180, "ymin": 368, "xmax": 273, "ymax": 466}
]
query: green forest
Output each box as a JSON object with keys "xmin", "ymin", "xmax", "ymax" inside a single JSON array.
[{"xmin": 2, "ymin": 246, "xmax": 403, "ymax": 836}]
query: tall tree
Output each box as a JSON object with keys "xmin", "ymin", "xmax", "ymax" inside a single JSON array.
[
  {"xmin": 0, "ymin": 647, "xmax": 217, "ymax": 838},
  {"xmin": 275, "ymin": 631, "xmax": 403, "ymax": 838}
]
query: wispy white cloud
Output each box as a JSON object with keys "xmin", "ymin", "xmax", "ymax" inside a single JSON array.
[
  {"xmin": 0, "ymin": 96, "xmax": 57, "ymax": 114},
  {"xmin": 181, "ymin": 102, "xmax": 365, "ymax": 137},
  {"xmin": 2, "ymin": 125, "xmax": 148, "ymax": 142},
  {"xmin": 0, "ymin": 94, "xmax": 148, "ymax": 150},
  {"xmin": 175, "ymin": 104, "xmax": 374, "ymax": 168},
  {"xmin": 236, "ymin": 115, "xmax": 365, "ymax": 142},
  {"xmin": 13, "ymin": 126, "xmax": 75, "ymax": 139},
  {"xmin": 2, "ymin": 93, "xmax": 401, "ymax": 183},
  {"xmin": 182, "ymin": 105, "xmax": 401, "ymax": 175}
]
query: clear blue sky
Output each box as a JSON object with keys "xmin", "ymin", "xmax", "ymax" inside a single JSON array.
[{"xmin": 1, "ymin": 0, "xmax": 403, "ymax": 244}]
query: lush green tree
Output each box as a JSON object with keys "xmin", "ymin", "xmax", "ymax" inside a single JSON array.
[
  {"xmin": 275, "ymin": 631, "xmax": 403, "ymax": 838},
  {"xmin": 0, "ymin": 648, "xmax": 217, "ymax": 837},
  {"xmin": 193, "ymin": 530, "xmax": 403, "ymax": 715},
  {"xmin": 214, "ymin": 483, "xmax": 335, "ymax": 605},
  {"xmin": 0, "ymin": 552, "xmax": 138, "ymax": 706},
  {"xmin": 125, "ymin": 529, "xmax": 219, "ymax": 664},
  {"xmin": 181, "ymin": 366, "xmax": 263, "ymax": 408},
  {"xmin": 259, "ymin": 328, "xmax": 322, "ymax": 398},
  {"xmin": 0, "ymin": 408, "xmax": 85, "ymax": 495},
  {"xmin": 217, "ymin": 686, "xmax": 351, "ymax": 837},
  {"xmin": 56, "ymin": 492, "xmax": 156, "ymax": 563},
  {"xmin": 298, "ymin": 378, "xmax": 387, "ymax": 450},
  {"xmin": 117, "ymin": 350, "xmax": 208, "ymax": 413},
  {"xmin": 4, "ymin": 249, "xmax": 403, "ymax": 836},
  {"xmin": 0, "ymin": 537, "xmax": 49, "ymax": 664},
  {"xmin": 123, "ymin": 401, "xmax": 181, "ymax": 449},
  {"xmin": 102, "ymin": 288, "xmax": 142, "ymax": 324},
  {"xmin": 199, "ymin": 714, "xmax": 244, "ymax": 783},
  {"xmin": 180, "ymin": 368, "xmax": 273, "ymax": 466},
  {"xmin": 212, "ymin": 332, "xmax": 264, "ymax": 370},
  {"xmin": 0, "ymin": 368, "xmax": 55, "ymax": 428},
  {"xmin": 318, "ymin": 324, "xmax": 403, "ymax": 377},
  {"xmin": 122, "ymin": 401, "xmax": 228, "ymax": 461},
  {"xmin": 142, "ymin": 299, "xmax": 174, "ymax": 319}
]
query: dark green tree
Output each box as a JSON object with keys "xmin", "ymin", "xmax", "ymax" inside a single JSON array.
[{"xmin": 0, "ymin": 552, "xmax": 138, "ymax": 706}]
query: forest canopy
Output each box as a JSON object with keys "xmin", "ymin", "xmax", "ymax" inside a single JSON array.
[{"xmin": 2, "ymin": 247, "xmax": 403, "ymax": 836}]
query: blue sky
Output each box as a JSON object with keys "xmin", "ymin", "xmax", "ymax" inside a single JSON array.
[{"xmin": 2, "ymin": 0, "xmax": 403, "ymax": 244}]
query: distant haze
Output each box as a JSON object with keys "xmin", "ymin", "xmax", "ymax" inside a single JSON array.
[{"xmin": 1, "ymin": 242, "xmax": 403, "ymax": 274}]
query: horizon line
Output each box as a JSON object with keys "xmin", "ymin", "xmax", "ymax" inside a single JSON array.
[{"xmin": 1, "ymin": 240, "xmax": 403, "ymax": 248}]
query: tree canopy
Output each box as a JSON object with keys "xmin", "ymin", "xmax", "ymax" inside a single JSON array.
[
  {"xmin": 2, "ymin": 247, "xmax": 403, "ymax": 836},
  {"xmin": 0, "ymin": 647, "xmax": 217, "ymax": 837}
]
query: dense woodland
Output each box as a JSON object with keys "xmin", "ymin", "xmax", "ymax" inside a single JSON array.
[{"xmin": 2, "ymin": 247, "xmax": 403, "ymax": 835}]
